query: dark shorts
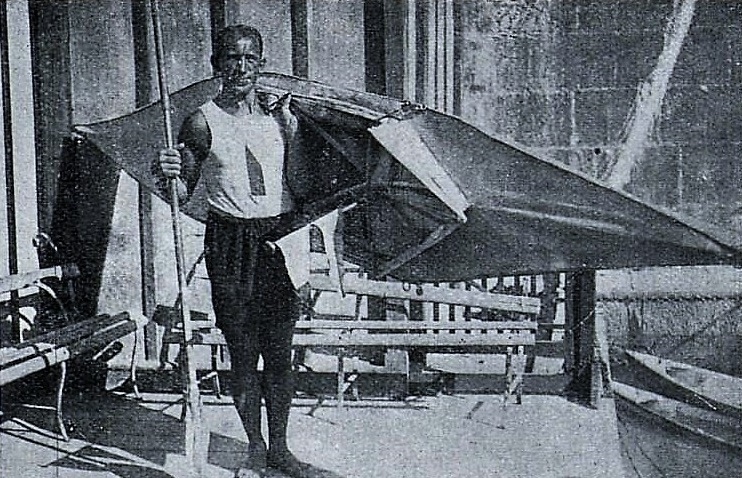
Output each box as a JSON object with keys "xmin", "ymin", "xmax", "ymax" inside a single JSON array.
[{"xmin": 205, "ymin": 211, "xmax": 299, "ymax": 332}]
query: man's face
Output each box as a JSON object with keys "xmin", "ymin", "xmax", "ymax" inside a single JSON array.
[{"xmin": 215, "ymin": 36, "xmax": 264, "ymax": 97}]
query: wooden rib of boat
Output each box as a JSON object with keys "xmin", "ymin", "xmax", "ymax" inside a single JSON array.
[
  {"xmin": 613, "ymin": 380, "xmax": 742, "ymax": 454},
  {"xmin": 625, "ymin": 349, "xmax": 742, "ymax": 419}
]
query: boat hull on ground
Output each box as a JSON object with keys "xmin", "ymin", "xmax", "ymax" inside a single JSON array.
[
  {"xmin": 613, "ymin": 381, "xmax": 742, "ymax": 451},
  {"xmin": 625, "ymin": 350, "xmax": 742, "ymax": 419},
  {"xmin": 614, "ymin": 380, "xmax": 742, "ymax": 478}
]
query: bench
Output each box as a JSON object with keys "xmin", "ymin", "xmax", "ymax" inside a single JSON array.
[
  {"xmin": 0, "ymin": 265, "xmax": 140, "ymax": 440},
  {"xmin": 294, "ymin": 319, "xmax": 536, "ymax": 406},
  {"xmin": 293, "ymin": 273, "xmax": 541, "ymax": 407}
]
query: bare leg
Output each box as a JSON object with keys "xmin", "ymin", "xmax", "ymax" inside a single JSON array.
[
  {"xmin": 262, "ymin": 319, "xmax": 295, "ymax": 458},
  {"xmin": 255, "ymin": 242, "xmax": 313, "ymax": 477},
  {"xmin": 213, "ymin": 281, "xmax": 267, "ymax": 469},
  {"xmin": 262, "ymin": 319, "xmax": 313, "ymax": 477},
  {"xmin": 231, "ymin": 359, "xmax": 266, "ymax": 451}
]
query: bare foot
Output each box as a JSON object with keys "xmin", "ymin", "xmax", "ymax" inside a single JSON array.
[
  {"xmin": 234, "ymin": 467, "xmax": 264, "ymax": 478},
  {"xmin": 236, "ymin": 441, "xmax": 267, "ymax": 476},
  {"xmin": 266, "ymin": 452, "xmax": 311, "ymax": 478}
]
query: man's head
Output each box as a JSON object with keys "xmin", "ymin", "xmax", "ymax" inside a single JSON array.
[{"xmin": 211, "ymin": 25, "xmax": 266, "ymax": 97}]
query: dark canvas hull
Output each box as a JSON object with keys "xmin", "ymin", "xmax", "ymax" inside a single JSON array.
[{"xmin": 72, "ymin": 72, "xmax": 739, "ymax": 282}]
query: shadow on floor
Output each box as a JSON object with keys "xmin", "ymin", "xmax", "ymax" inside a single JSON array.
[{"xmin": 1, "ymin": 389, "xmax": 189, "ymax": 477}]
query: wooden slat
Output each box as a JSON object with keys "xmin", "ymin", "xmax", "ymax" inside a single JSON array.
[
  {"xmin": 1, "ymin": 314, "xmax": 115, "ymax": 365},
  {"xmin": 294, "ymin": 319, "xmax": 537, "ymax": 331},
  {"xmin": 310, "ymin": 274, "xmax": 541, "ymax": 314},
  {"xmin": 0, "ymin": 347, "xmax": 71, "ymax": 385},
  {"xmin": 0, "ymin": 320, "xmax": 135, "ymax": 386},
  {"xmin": 66, "ymin": 319, "xmax": 136, "ymax": 357},
  {"xmin": 163, "ymin": 327, "xmax": 226, "ymax": 346},
  {"xmin": 1, "ymin": 313, "xmax": 132, "ymax": 359},
  {"xmin": 537, "ymin": 323, "xmax": 566, "ymax": 330},
  {"xmin": 292, "ymin": 331, "xmax": 534, "ymax": 348},
  {"xmin": 0, "ymin": 312, "xmax": 134, "ymax": 386},
  {"xmin": 1, "ymin": 313, "xmax": 132, "ymax": 367},
  {"xmin": 164, "ymin": 321, "xmax": 538, "ymax": 351}
]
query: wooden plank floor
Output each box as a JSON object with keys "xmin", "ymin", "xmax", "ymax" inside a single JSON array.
[{"xmin": 0, "ymin": 386, "xmax": 626, "ymax": 478}]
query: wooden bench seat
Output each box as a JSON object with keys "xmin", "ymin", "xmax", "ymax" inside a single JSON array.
[
  {"xmin": 293, "ymin": 317, "xmax": 536, "ymax": 406},
  {"xmin": 293, "ymin": 319, "xmax": 536, "ymax": 351},
  {"xmin": 0, "ymin": 265, "xmax": 140, "ymax": 440},
  {"xmin": 0, "ymin": 312, "xmax": 136, "ymax": 386}
]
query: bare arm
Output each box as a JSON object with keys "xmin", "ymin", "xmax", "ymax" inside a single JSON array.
[
  {"xmin": 156, "ymin": 110, "xmax": 211, "ymax": 202},
  {"xmin": 178, "ymin": 110, "xmax": 211, "ymax": 198}
]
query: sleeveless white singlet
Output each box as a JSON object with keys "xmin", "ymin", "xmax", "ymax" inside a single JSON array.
[{"xmin": 199, "ymin": 100, "xmax": 294, "ymax": 219}]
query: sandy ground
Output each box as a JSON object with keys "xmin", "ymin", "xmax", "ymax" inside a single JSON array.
[{"xmin": 0, "ymin": 387, "xmax": 626, "ymax": 478}]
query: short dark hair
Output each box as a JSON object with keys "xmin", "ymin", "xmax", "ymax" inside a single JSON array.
[{"xmin": 212, "ymin": 25, "xmax": 263, "ymax": 58}]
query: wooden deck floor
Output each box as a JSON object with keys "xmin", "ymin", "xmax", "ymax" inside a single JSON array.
[{"xmin": 0, "ymin": 385, "xmax": 626, "ymax": 478}]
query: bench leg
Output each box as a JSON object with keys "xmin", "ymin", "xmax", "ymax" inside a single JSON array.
[
  {"xmin": 504, "ymin": 347, "xmax": 512, "ymax": 407},
  {"xmin": 337, "ymin": 352, "xmax": 345, "ymax": 408},
  {"xmin": 350, "ymin": 371, "xmax": 360, "ymax": 402},
  {"xmin": 211, "ymin": 344, "xmax": 222, "ymax": 399},
  {"xmin": 130, "ymin": 333, "xmax": 141, "ymax": 399},
  {"xmin": 516, "ymin": 345, "xmax": 524, "ymax": 405},
  {"xmin": 56, "ymin": 362, "xmax": 70, "ymax": 441},
  {"xmin": 159, "ymin": 336, "xmax": 174, "ymax": 369},
  {"xmin": 336, "ymin": 351, "xmax": 363, "ymax": 408},
  {"xmin": 194, "ymin": 343, "xmax": 223, "ymax": 399},
  {"xmin": 503, "ymin": 346, "xmax": 526, "ymax": 408},
  {"xmin": 384, "ymin": 349, "xmax": 410, "ymax": 400}
]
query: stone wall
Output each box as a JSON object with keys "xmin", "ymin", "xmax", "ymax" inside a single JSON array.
[{"xmin": 457, "ymin": 0, "xmax": 742, "ymax": 372}]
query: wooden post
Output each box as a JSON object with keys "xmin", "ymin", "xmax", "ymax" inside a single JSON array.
[
  {"xmin": 364, "ymin": 0, "xmax": 387, "ymax": 95},
  {"xmin": 2, "ymin": 1, "xmax": 21, "ymax": 342},
  {"xmin": 290, "ymin": 0, "xmax": 309, "ymax": 78},
  {"xmin": 28, "ymin": 0, "xmax": 72, "ymax": 235},
  {"xmin": 132, "ymin": 0, "xmax": 158, "ymax": 361},
  {"xmin": 565, "ymin": 274, "xmax": 581, "ymax": 386},
  {"xmin": 381, "ymin": 289, "xmax": 410, "ymax": 397},
  {"xmin": 564, "ymin": 270, "xmax": 599, "ymax": 406},
  {"xmin": 337, "ymin": 351, "xmax": 345, "ymax": 408},
  {"xmin": 539, "ymin": 273, "xmax": 559, "ymax": 341}
]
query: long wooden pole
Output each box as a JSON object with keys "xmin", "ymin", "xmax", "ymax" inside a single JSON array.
[{"xmin": 149, "ymin": 1, "xmax": 203, "ymax": 475}]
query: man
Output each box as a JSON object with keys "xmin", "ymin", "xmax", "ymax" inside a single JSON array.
[{"xmin": 157, "ymin": 25, "xmax": 310, "ymax": 478}]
